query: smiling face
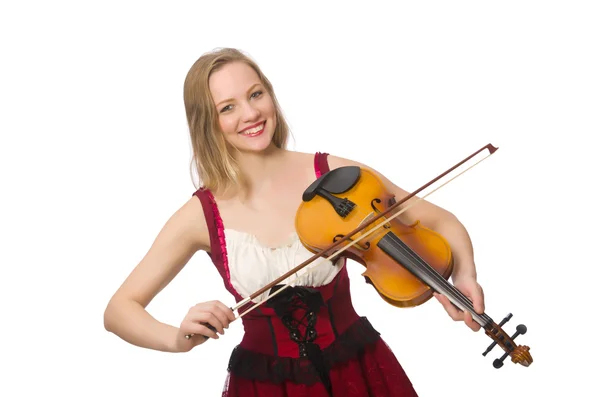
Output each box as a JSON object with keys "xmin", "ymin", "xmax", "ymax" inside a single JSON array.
[{"xmin": 209, "ymin": 61, "xmax": 277, "ymax": 153}]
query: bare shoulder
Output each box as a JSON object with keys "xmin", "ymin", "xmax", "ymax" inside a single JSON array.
[
  {"xmin": 287, "ymin": 149, "xmax": 318, "ymax": 164},
  {"xmin": 325, "ymin": 154, "xmax": 389, "ymax": 182},
  {"xmin": 324, "ymin": 154, "xmax": 364, "ymax": 170},
  {"xmin": 326, "ymin": 153, "xmax": 413, "ymax": 197},
  {"xmin": 324, "ymin": 154, "xmax": 452, "ymax": 225},
  {"xmin": 284, "ymin": 150, "xmax": 321, "ymax": 181},
  {"xmin": 172, "ymin": 193, "xmax": 212, "ymax": 252}
]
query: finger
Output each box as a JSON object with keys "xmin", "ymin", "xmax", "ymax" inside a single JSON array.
[
  {"xmin": 193, "ymin": 312, "xmax": 226, "ymax": 335},
  {"xmin": 188, "ymin": 332, "xmax": 210, "ymax": 346},
  {"xmin": 195, "ymin": 323, "xmax": 220, "ymax": 339},
  {"xmin": 463, "ymin": 311, "xmax": 481, "ymax": 332},
  {"xmin": 195, "ymin": 302, "xmax": 234, "ymax": 327},
  {"xmin": 434, "ymin": 293, "xmax": 463, "ymax": 321},
  {"xmin": 460, "ymin": 282, "xmax": 485, "ymax": 314},
  {"xmin": 183, "ymin": 321, "xmax": 219, "ymax": 340},
  {"xmin": 211, "ymin": 303, "xmax": 235, "ymax": 328},
  {"xmin": 466, "ymin": 287, "xmax": 484, "ymax": 314},
  {"xmin": 212, "ymin": 301, "xmax": 236, "ymax": 322},
  {"xmin": 476, "ymin": 286, "xmax": 485, "ymax": 313},
  {"xmin": 204, "ymin": 312, "xmax": 227, "ymax": 335},
  {"xmin": 438, "ymin": 295, "xmax": 463, "ymax": 321},
  {"xmin": 211, "ymin": 310, "xmax": 231, "ymax": 332}
]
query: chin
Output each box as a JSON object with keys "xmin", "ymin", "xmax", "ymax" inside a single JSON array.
[{"xmin": 241, "ymin": 137, "xmax": 276, "ymax": 153}]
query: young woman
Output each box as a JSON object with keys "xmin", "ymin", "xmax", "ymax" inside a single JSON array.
[{"xmin": 104, "ymin": 48, "xmax": 485, "ymax": 396}]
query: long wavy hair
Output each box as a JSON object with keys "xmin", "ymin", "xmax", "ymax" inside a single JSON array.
[{"xmin": 183, "ymin": 48, "xmax": 290, "ymax": 194}]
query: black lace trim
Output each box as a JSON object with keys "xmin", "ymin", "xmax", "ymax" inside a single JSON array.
[{"xmin": 226, "ymin": 316, "xmax": 381, "ymax": 386}]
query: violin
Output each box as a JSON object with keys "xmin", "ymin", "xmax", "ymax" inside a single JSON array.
[{"xmin": 187, "ymin": 144, "xmax": 533, "ymax": 369}]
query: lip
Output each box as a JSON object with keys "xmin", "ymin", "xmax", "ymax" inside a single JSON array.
[{"xmin": 239, "ymin": 121, "xmax": 265, "ymax": 134}]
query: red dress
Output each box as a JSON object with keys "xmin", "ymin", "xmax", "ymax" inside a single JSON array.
[{"xmin": 193, "ymin": 153, "xmax": 418, "ymax": 397}]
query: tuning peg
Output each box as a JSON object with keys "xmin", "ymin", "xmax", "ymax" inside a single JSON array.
[
  {"xmin": 482, "ymin": 313, "xmax": 512, "ymax": 357},
  {"xmin": 491, "ymin": 324, "xmax": 527, "ymax": 368}
]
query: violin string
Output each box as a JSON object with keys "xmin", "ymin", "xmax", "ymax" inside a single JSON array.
[
  {"xmin": 389, "ymin": 237, "xmax": 491, "ymax": 326},
  {"xmin": 235, "ymin": 151, "xmax": 496, "ymax": 320},
  {"xmin": 374, "ymin": 222, "xmax": 490, "ymax": 322}
]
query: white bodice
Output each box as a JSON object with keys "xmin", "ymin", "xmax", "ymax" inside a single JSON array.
[{"xmin": 224, "ymin": 228, "xmax": 344, "ymax": 302}]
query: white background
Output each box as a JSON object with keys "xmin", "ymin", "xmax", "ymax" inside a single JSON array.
[{"xmin": 1, "ymin": 1, "xmax": 599, "ymax": 396}]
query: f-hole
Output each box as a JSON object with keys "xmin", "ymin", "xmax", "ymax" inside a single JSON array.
[
  {"xmin": 371, "ymin": 198, "xmax": 391, "ymax": 229},
  {"xmin": 333, "ymin": 234, "xmax": 370, "ymax": 251}
]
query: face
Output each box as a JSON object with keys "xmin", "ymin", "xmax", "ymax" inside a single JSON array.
[{"xmin": 209, "ymin": 61, "xmax": 276, "ymax": 153}]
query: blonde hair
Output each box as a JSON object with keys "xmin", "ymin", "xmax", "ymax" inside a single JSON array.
[{"xmin": 183, "ymin": 48, "xmax": 290, "ymax": 194}]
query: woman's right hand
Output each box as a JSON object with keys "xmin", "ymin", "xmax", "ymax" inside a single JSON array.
[{"xmin": 174, "ymin": 300, "xmax": 235, "ymax": 352}]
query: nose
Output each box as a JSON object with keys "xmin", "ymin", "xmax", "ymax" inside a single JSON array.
[{"xmin": 241, "ymin": 101, "xmax": 260, "ymax": 122}]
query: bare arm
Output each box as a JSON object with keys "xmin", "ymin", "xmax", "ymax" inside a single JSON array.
[{"xmin": 103, "ymin": 195, "xmax": 211, "ymax": 352}]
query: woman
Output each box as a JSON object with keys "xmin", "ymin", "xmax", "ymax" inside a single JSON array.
[{"xmin": 103, "ymin": 48, "xmax": 485, "ymax": 396}]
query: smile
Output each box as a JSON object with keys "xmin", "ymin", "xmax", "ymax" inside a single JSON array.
[{"xmin": 239, "ymin": 121, "xmax": 265, "ymax": 137}]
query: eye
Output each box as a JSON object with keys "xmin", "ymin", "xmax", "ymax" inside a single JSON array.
[
  {"xmin": 220, "ymin": 104, "xmax": 233, "ymax": 113},
  {"xmin": 250, "ymin": 90, "xmax": 263, "ymax": 99}
]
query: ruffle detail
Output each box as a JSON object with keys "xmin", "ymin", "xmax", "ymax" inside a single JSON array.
[
  {"xmin": 226, "ymin": 316, "xmax": 381, "ymax": 386},
  {"xmin": 203, "ymin": 189, "xmax": 243, "ymax": 302}
]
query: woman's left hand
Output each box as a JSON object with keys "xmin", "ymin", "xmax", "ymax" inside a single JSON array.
[{"xmin": 434, "ymin": 275, "xmax": 485, "ymax": 332}]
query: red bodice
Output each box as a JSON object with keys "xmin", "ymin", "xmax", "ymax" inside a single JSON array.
[{"xmin": 192, "ymin": 152, "xmax": 417, "ymax": 396}]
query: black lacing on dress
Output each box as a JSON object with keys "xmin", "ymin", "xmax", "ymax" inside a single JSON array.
[
  {"xmin": 268, "ymin": 285, "xmax": 331, "ymax": 394},
  {"xmin": 226, "ymin": 285, "xmax": 381, "ymax": 392}
]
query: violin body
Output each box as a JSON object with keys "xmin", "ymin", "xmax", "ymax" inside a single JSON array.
[{"xmin": 295, "ymin": 167, "xmax": 454, "ymax": 308}]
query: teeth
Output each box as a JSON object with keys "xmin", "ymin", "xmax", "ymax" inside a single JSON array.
[{"xmin": 241, "ymin": 123, "xmax": 264, "ymax": 135}]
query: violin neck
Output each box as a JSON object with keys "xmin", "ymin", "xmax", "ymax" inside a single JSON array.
[{"xmin": 377, "ymin": 232, "xmax": 492, "ymax": 328}]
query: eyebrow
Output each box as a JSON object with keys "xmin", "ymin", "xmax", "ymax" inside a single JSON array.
[{"xmin": 215, "ymin": 83, "xmax": 263, "ymax": 108}]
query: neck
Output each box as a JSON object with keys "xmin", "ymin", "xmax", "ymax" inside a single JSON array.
[{"xmin": 229, "ymin": 144, "xmax": 288, "ymax": 197}]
